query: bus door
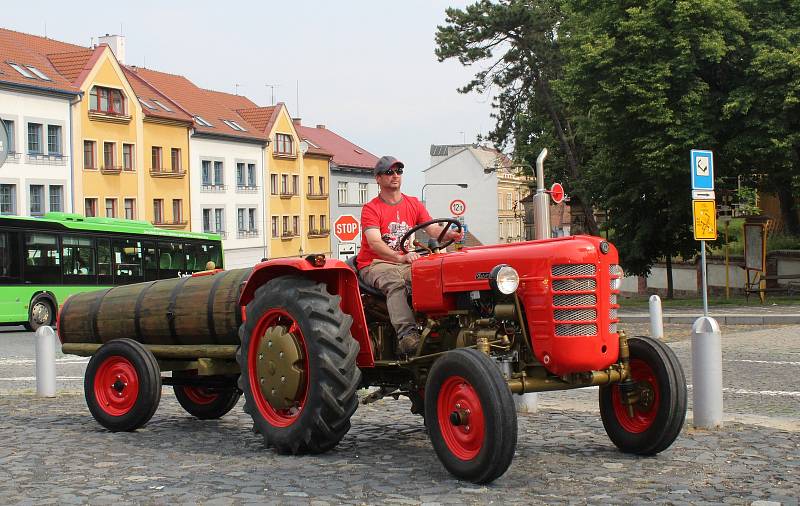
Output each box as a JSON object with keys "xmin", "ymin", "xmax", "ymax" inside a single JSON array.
[
  {"xmin": 113, "ymin": 238, "xmax": 144, "ymax": 284},
  {"xmin": 62, "ymin": 236, "xmax": 96, "ymax": 286},
  {"xmin": 24, "ymin": 232, "xmax": 61, "ymax": 284}
]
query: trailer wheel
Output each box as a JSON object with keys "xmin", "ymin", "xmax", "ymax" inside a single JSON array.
[
  {"xmin": 237, "ymin": 276, "xmax": 361, "ymax": 454},
  {"xmin": 600, "ymin": 335, "xmax": 687, "ymax": 455},
  {"xmin": 84, "ymin": 338, "xmax": 162, "ymax": 432},
  {"xmin": 25, "ymin": 294, "xmax": 54, "ymax": 332},
  {"xmin": 173, "ymin": 371, "xmax": 241, "ymax": 420},
  {"xmin": 425, "ymin": 348, "xmax": 517, "ymax": 484}
]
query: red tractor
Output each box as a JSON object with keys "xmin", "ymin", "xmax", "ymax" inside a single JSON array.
[{"xmin": 59, "ymin": 224, "xmax": 686, "ymax": 484}]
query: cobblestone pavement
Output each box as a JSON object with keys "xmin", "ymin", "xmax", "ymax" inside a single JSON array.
[{"xmin": 1, "ymin": 392, "xmax": 798, "ymax": 505}]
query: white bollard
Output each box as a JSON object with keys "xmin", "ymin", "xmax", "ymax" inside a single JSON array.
[
  {"xmin": 514, "ymin": 392, "xmax": 538, "ymax": 413},
  {"xmin": 691, "ymin": 316, "xmax": 723, "ymax": 428},
  {"xmin": 649, "ymin": 294, "xmax": 664, "ymax": 339},
  {"xmin": 35, "ymin": 325, "xmax": 57, "ymax": 397}
]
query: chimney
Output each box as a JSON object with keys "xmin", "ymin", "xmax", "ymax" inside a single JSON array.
[
  {"xmin": 292, "ymin": 118, "xmax": 302, "ymax": 127},
  {"xmin": 98, "ymin": 34, "xmax": 126, "ymax": 64},
  {"xmin": 316, "ymin": 124, "xmax": 326, "ymax": 130}
]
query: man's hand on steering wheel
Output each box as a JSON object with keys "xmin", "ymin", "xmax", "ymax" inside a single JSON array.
[{"xmin": 399, "ymin": 218, "xmax": 463, "ymax": 255}]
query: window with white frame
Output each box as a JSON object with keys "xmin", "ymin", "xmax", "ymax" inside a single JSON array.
[
  {"xmin": 201, "ymin": 160, "xmax": 212, "ymax": 185},
  {"xmin": 124, "ymin": 198, "xmax": 136, "ymax": 220},
  {"xmin": 214, "ymin": 209, "xmax": 224, "ymax": 235},
  {"xmin": 236, "ymin": 163, "xmax": 245, "ymax": 187},
  {"xmin": 281, "ymin": 174, "xmax": 288, "ymax": 194},
  {"xmin": 153, "ymin": 199, "xmax": 163, "ymax": 223},
  {"xmin": 89, "ymin": 86, "xmax": 126, "ymax": 115},
  {"xmin": 320, "ymin": 214, "xmax": 327, "ymax": 232},
  {"xmin": 282, "ymin": 216, "xmax": 290, "ymax": 237},
  {"xmin": 203, "ymin": 209, "xmax": 212, "ymax": 233},
  {"xmin": 106, "ymin": 198, "xmax": 117, "ymax": 218},
  {"xmin": 213, "ymin": 161, "xmax": 224, "ymax": 186},
  {"xmin": 338, "ymin": 182, "xmax": 348, "ymax": 204},
  {"xmin": 271, "ymin": 216, "xmax": 279, "ymax": 238},
  {"xmin": 84, "ymin": 198, "xmax": 97, "ymax": 217},
  {"xmin": 270, "ymin": 174, "xmax": 278, "ymax": 194},
  {"xmin": 292, "ymin": 215, "xmax": 299, "ymax": 236},
  {"xmin": 49, "ymin": 185, "xmax": 63, "ymax": 212},
  {"xmin": 2, "ymin": 120, "xmax": 14, "ymax": 153},
  {"xmin": 172, "ymin": 199, "xmax": 183, "ymax": 223},
  {"xmin": 123, "ymin": 144, "xmax": 134, "ymax": 170},
  {"xmin": 318, "ymin": 176, "xmax": 325, "ymax": 195},
  {"xmin": 47, "ymin": 125, "xmax": 62, "ymax": 155},
  {"xmin": 247, "ymin": 163, "xmax": 256, "ymax": 187},
  {"xmin": 274, "ymin": 133, "xmax": 293, "ymax": 155},
  {"xmin": 27, "ymin": 122, "xmax": 42, "ymax": 154},
  {"xmin": 359, "ymin": 183, "xmax": 368, "ymax": 204},
  {"xmin": 292, "ymin": 175, "xmax": 299, "ymax": 195},
  {"xmin": 29, "ymin": 185, "xmax": 44, "ymax": 215},
  {"xmin": 308, "ymin": 215, "xmax": 316, "ymax": 233}
]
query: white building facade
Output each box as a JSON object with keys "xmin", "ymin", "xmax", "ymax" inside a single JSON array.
[
  {"xmin": 190, "ymin": 134, "xmax": 267, "ymax": 269},
  {"xmin": 0, "ymin": 87, "xmax": 77, "ymax": 217}
]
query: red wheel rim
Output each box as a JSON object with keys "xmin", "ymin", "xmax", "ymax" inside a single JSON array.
[
  {"xmin": 182, "ymin": 386, "xmax": 219, "ymax": 405},
  {"xmin": 612, "ymin": 358, "xmax": 661, "ymax": 433},
  {"xmin": 248, "ymin": 308, "xmax": 309, "ymax": 427},
  {"xmin": 94, "ymin": 356, "xmax": 139, "ymax": 416},
  {"xmin": 436, "ymin": 376, "xmax": 485, "ymax": 460}
]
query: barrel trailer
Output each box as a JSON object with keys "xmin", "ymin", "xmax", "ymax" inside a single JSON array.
[{"xmin": 57, "ymin": 216, "xmax": 687, "ymax": 484}]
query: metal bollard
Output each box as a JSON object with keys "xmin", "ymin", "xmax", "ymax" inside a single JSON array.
[
  {"xmin": 35, "ymin": 325, "xmax": 57, "ymax": 397},
  {"xmin": 515, "ymin": 392, "xmax": 538, "ymax": 413},
  {"xmin": 691, "ymin": 316, "xmax": 723, "ymax": 428},
  {"xmin": 649, "ymin": 294, "xmax": 664, "ymax": 339}
]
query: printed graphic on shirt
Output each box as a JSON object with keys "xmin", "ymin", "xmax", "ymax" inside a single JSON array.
[{"xmin": 383, "ymin": 220, "xmax": 411, "ymax": 250}]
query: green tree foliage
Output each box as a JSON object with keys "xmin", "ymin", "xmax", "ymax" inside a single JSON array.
[{"xmin": 720, "ymin": 0, "xmax": 800, "ymax": 233}]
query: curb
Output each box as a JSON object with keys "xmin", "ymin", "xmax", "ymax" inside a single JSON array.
[{"xmin": 619, "ymin": 314, "xmax": 800, "ymax": 324}]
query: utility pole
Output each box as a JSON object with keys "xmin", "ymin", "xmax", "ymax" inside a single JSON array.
[{"xmin": 265, "ymin": 84, "xmax": 278, "ymax": 105}]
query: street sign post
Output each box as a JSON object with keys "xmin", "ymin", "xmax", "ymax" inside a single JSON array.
[
  {"xmin": 337, "ymin": 242, "xmax": 357, "ymax": 261},
  {"xmin": 333, "ymin": 215, "xmax": 360, "ymax": 242},
  {"xmin": 690, "ymin": 149, "xmax": 715, "ymax": 317}
]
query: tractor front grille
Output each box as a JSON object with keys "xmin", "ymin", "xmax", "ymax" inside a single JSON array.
[
  {"xmin": 556, "ymin": 323, "xmax": 598, "ymax": 336},
  {"xmin": 552, "ymin": 264, "xmax": 596, "ymax": 277},
  {"xmin": 554, "ymin": 308, "xmax": 597, "ymax": 321},
  {"xmin": 609, "ymin": 264, "xmax": 621, "ymax": 335},
  {"xmin": 552, "ymin": 263, "xmax": 598, "ymax": 337},
  {"xmin": 553, "ymin": 278, "xmax": 597, "ymax": 291},
  {"xmin": 553, "ymin": 294, "xmax": 597, "ymax": 306}
]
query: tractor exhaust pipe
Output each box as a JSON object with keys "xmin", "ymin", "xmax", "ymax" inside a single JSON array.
[{"xmin": 534, "ymin": 148, "xmax": 550, "ymax": 240}]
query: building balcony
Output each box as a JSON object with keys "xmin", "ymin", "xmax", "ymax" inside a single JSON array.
[
  {"xmin": 27, "ymin": 153, "xmax": 67, "ymax": 166},
  {"xmin": 280, "ymin": 231, "xmax": 299, "ymax": 241},
  {"xmin": 307, "ymin": 229, "xmax": 330, "ymax": 238},
  {"xmin": 88, "ymin": 110, "xmax": 131, "ymax": 124},
  {"xmin": 101, "ymin": 165, "xmax": 123, "ymax": 175},
  {"xmin": 236, "ymin": 185, "xmax": 259, "ymax": 194},
  {"xmin": 237, "ymin": 229, "xmax": 260, "ymax": 239},
  {"xmin": 152, "ymin": 219, "xmax": 188, "ymax": 229},
  {"xmin": 150, "ymin": 168, "xmax": 186, "ymax": 178},
  {"xmin": 4, "ymin": 152, "xmax": 22, "ymax": 164},
  {"xmin": 306, "ymin": 192, "xmax": 329, "ymax": 200},
  {"xmin": 201, "ymin": 184, "xmax": 227, "ymax": 192},
  {"xmin": 279, "ymin": 191, "xmax": 297, "ymax": 199}
]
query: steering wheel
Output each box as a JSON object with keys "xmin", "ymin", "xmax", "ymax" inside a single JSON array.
[{"xmin": 399, "ymin": 218, "xmax": 463, "ymax": 255}]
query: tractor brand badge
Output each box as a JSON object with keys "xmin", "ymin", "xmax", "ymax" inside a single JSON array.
[
  {"xmin": 475, "ymin": 272, "xmax": 490, "ymax": 280},
  {"xmin": 542, "ymin": 279, "xmax": 549, "ymax": 287}
]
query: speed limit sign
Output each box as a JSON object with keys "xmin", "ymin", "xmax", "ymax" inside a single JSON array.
[{"xmin": 449, "ymin": 199, "xmax": 466, "ymax": 216}]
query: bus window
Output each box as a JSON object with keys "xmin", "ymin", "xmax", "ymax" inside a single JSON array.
[
  {"xmin": 158, "ymin": 241, "xmax": 185, "ymax": 278},
  {"xmin": 0, "ymin": 230, "xmax": 21, "ymax": 282},
  {"xmin": 113, "ymin": 239, "xmax": 143, "ymax": 284},
  {"xmin": 62, "ymin": 236, "xmax": 96, "ymax": 285},
  {"xmin": 143, "ymin": 241, "xmax": 158, "ymax": 281},
  {"xmin": 24, "ymin": 233, "xmax": 61, "ymax": 284},
  {"xmin": 97, "ymin": 238, "xmax": 112, "ymax": 285},
  {"xmin": 189, "ymin": 242, "xmax": 221, "ymax": 271}
]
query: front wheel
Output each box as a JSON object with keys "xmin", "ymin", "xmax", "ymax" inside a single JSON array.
[
  {"xmin": 26, "ymin": 295, "xmax": 54, "ymax": 332},
  {"xmin": 84, "ymin": 338, "xmax": 162, "ymax": 432},
  {"xmin": 237, "ymin": 276, "xmax": 361, "ymax": 454},
  {"xmin": 425, "ymin": 348, "xmax": 517, "ymax": 484},
  {"xmin": 599, "ymin": 335, "xmax": 687, "ymax": 455}
]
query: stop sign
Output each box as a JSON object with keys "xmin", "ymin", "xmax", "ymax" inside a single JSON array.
[{"xmin": 334, "ymin": 214, "xmax": 360, "ymax": 242}]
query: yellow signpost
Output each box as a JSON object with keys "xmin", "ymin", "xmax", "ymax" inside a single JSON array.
[{"xmin": 692, "ymin": 200, "xmax": 717, "ymax": 241}]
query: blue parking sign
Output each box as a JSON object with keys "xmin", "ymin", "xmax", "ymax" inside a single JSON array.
[{"xmin": 690, "ymin": 150, "xmax": 714, "ymax": 191}]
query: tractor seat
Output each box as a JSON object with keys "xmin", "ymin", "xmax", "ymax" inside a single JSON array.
[{"xmin": 344, "ymin": 255, "xmax": 385, "ymax": 299}]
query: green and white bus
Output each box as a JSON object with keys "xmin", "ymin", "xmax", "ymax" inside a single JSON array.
[{"xmin": 0, "ymin": 212, "xmax": 223, "ymax": 331}]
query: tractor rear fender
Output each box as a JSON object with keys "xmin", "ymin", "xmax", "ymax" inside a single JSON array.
[{"xmin": 238, "ymin": 257, "xmax": 374, "ymax": 367}]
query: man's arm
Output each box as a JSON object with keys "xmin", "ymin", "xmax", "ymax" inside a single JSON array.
[
  {"xmin": 364, "ymin": 228, "xmax": 419, "ymax": 264},
  {"xmin": 423, "ymin": 222, "xmax": 463, "ymax": 243}
]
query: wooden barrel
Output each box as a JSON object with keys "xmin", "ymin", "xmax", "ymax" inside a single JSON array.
[{"xmin": 59, "ymin": 268, "xmax": 252, "ymax": 346}]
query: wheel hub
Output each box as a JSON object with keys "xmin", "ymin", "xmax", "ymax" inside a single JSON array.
[
  {"xmin": 32, "ymin": 302, "xmax": 50, "ymax": 325},
  {"xmin": 255, "ymin": 324, "xmax": 305, "ymax": 410}
]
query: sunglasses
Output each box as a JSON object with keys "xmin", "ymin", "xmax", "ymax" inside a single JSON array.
[{"xmin": 379, "ymin": 168, "xmax": 404, "ymax": 176}]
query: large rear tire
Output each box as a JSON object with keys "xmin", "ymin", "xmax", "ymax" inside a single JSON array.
[
  {"xmin": 173, "ymin": 371, "xmax": 241, "ymax": 420},
  {"xmin": 84, "ymin": 338, "xmax": 162, "ymax": 432},
  {"xmin": 237, "ymin": 276, "xmax": 361, "ymax": 454},
  {"xmin": 599, "ymin": 335, "xmax": 687, "ymax": 455},
  {"xmin": 425, "ymin": 348, "xmax": 517, "ymax": 484}
]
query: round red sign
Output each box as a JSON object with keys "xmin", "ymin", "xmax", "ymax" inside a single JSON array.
[
  {"xmin": 334, "ymin": 214, "xmax": 360, "ymax": 242},
  {"xmin": 449, "ymin": 199, "xmax": 466, "ymax": 216},
  {"xmin": 550, "ymin": 183, "xmax": 565, "ymax": 204}
]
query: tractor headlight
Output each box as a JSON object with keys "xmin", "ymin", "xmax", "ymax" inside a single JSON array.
[{"xmin": 489, "ymin": 264, "xmax": 519, "ymax": 295}]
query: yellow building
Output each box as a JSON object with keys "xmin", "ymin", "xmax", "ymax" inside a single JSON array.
[
  {"xmin": 298, "ymin": 130, "xmax": 333, "ymax": 255},
  {"xmin": 497, "ymin": 165, "xmax": 533, "ymax": 242}
]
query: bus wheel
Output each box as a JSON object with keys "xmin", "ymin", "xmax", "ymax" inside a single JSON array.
[
  {"xmin": 85, "ymin": 339, "xmax": 162, "ymax": 432},
  {"xmin": 25, "ymin": 295, "xmax": 54, "ymax": 332}
]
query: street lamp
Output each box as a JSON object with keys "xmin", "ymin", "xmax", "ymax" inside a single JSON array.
[{"xmin": 421, "ymin": 183, "xmax": 468, "ymax": 204}]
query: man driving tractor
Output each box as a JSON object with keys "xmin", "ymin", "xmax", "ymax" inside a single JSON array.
[{"xmin": 355, "ymin": 155, "xmax": 463, "ymax": 358}]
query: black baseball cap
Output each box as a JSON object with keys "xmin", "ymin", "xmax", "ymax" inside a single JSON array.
[{"xmin": 374, "ymin": 155, "xmax": 405, "ymax": 176}]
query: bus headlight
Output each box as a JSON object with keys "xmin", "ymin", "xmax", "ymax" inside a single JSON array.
[{"xmin": 489, "ymin": 264, "xmax": 519, "ymax": 295}]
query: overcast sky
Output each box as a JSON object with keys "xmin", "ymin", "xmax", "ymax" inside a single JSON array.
[{"xmin": 6, "ymin": 0, "xmax": 496, "ymax": 196}]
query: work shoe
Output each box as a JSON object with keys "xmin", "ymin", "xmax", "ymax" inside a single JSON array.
[{"xmin": 397, "ymin": 332, "xmax": 421, "ymax": 359}]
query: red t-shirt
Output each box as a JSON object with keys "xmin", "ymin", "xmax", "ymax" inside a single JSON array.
[{"xmin": 356, "ymin": 193, "xmax": 433, "ymax": 269}]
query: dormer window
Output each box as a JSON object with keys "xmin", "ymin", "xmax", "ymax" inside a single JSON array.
[
  {"xmin": 8, "ymin": 62, "xmax": 34, "ymax": 78},
  {"xmin": 139, "ymin": 98, "xmax": 156, "ymax": 110},
  {"xmin": 26, "ymin": 65, "xmax": 50, "ymax": 81},
  {"xmin": 194, "ymin": 116, "xmax": 213, "ymax": 127},
  {"xmin": 90, "ymin": 86, "xmax": 127, "ymax": 115}
]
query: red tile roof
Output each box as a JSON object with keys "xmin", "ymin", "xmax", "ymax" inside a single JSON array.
[
  {"xmin": 296, "ymin": 123, "xmax": 378, "ymax": 170},
  {"xmin": 235, "ymin": 106, "xmax": 278, "ymax": 134},
  {"xmin": 122, "ymin": 67, "xmax": 192, "ymax": 123},
  {"xmin": 45, "ymin": 49, "xmax": 93, "ymax": 83},
  {"xmin": 125, "ymin": 66, "xmax": 266, "ymax": 141},
  {"xmin": 0, "ymin": 28, "xmax": 82, "ymax": 94},
  {"xmin": 203, "ymin": 89, "xmax": 258, "ymax": 111}
]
